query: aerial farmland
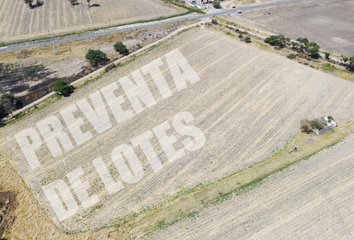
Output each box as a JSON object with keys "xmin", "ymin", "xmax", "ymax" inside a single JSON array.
[
  {"xmin": 1, "ymin": 26, "xmax": 354, "ymax": 238},
  {"xmin": 1, "ymin": 0, "xmax": 354, "ymax": 239},
  {"xmin": 0, "ymin": 0, "xmax": 182, "ymax": 42}
]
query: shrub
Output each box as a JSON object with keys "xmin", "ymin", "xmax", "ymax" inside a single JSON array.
[
  {"xmin": 322, "ymin": 63, "xmax": 336, "ymax": 72},
  {"xmin": 328, "ymin": 116, "xmax": 334, "ymax": 122},
  {"xmin": 85, "ymin": 49, "xmax": 108, "ymax": 67},
  {"xmin": 287, "ymin": 53, "xmax": 296, "ymax": 59},
  {"xmin": 307, "ymin": 42, "xmax": 320, "ymax": 59},
  {"xmin": 213, "ymin": 1, "xmax": 221, "ymax": 9},
  {"xmin": 113, "ymin": 42, "xmax": 128, "ymax": 55},
  {"xmin": 244, "ymin": 37, "xmax": 251, "ymax": 43},
  {"xmin": 54, "ymin": 80, "xmax": 74, "ymax": 96},
  {"xmin": 238, "ymin": 34, "xmax": 243, "ymax": 39},
  {"xmin": 211, "ymin": 19, "xmax": 218, "ymax": 24}
]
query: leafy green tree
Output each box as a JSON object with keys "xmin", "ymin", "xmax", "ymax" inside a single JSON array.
[
  {"xmin": 244, "ymin": 37, "xmax": 251, "ymax": 43},
  {"xmin": 238, "ymin": 34, "xmax": 243, "ymax": 39},
  {"xmin": 264, "ymin": 35, "xmax": 285, "ymax": 47},
  {"xmin": 307, "ymin": 42, "xmax": 320, "ymax": 58},
  {"xmin": 85, "ymin": 49, "xmax": 108, "ymax": 67},
  {"xmin": 114, "ymin": 42, "xmax": 128, "ymax": 55},
  {"xmin": 54, "ymin": 80, "xmax": 75, "ymax": 96}
]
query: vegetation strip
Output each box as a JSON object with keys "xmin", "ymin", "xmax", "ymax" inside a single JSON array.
[
  {"xmin": 0, "ymin": 1, "xmax": 204, "ymax": 48},
  {"xmin": 96, "ymin": 121, "xmax": 354, "ymax": 237}
]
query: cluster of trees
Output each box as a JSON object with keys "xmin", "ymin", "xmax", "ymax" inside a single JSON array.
[
  {"xmin": 23, "ymin": 0, "xmax": 43, "ymax": 8},
  {"xmin": 85, "ymin": 42, "xmax": 128, "ymax": 67},
  {"xmin": 264, "ymin": 35, "xmax": 320, "ymax": 59}
]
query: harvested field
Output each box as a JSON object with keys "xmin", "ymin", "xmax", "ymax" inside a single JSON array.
[
  {"xmin": 0, "ymin": 0, "xmax": 182, "ymax": 42},
  {"xmin": 234, "ymin": 0, "xmax": 354, "ymax": 55},
  {"xmin": 154, "ymin": 133, "xmax": 354, "ymax": 239},
  {"xmin": 1, "ymin": 27, "xmax": 354, "ymax": 236}
]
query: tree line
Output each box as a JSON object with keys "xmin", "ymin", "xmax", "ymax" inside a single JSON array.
[{"xmin": 264, "ymin": 35, "xmax": 354, "ymax": 72}]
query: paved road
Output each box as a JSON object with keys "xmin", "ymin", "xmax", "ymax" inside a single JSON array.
[{"xmin": 0, "ymin": 0, "xmax": 306, "ymax": 53}]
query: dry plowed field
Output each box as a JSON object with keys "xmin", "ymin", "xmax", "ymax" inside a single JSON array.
[
  {"xmin": 236, "ymin": 0, "xmax": 354, "ymax": 55},
  {"xmin": 1, "ymin": 27, "xmax": 354, "ymax": 233},
  {"xmin": 154, "ymin": 133, "xmax": 354, "ymax": 239},
  {"xmin": 0, "ymin": 0, "xmax": 182, "ymax": 42}
]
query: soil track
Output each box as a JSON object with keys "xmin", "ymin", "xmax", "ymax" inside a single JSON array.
[{"xmin": 1, "ymin": 27, "xmax": 354, "ymax": 233}]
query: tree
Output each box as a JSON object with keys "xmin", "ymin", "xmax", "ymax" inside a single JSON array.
[
  {"xmin": 264, "ymin": 35, "xmax": 285, "ymax": 47},
  {"xmin": 54, "ymin": 80, "xmax": 74, "ymax": 96},
  {"xmin": 244, "ymin": 37, "xmax": 251, "ymax": 43},
  {"xmin": 86, "ymin": 0, "xmax": 91, "ymax": 7},
  {"xmin": 238, "ymin": 34, "xmax": 243, "ymax": 39},
  {"xmin": 85, "ymin": 49, "xmax": 108, "ymax": 67},
  {"xmin": 307, "ymin": 42, "xmax": 320, "ymax": 59},
  {"xmin": 213, "ymin": 1, "xmax": 221, "ymax": 9},
  {"xmin": 24, "ymin": 0, "xmax": 34, "ymax": 8},
  {"xmin": 113, "ymin": 42, "xmax": 128, "ymax": 55},
  {"xmin": 0, "ymin": 94, "xmax": 18, "ymax": 118}
]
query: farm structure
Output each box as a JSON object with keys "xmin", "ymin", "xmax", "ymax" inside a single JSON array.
[
  {"xmin": 311, "ymin": 116, "xmax": 337, "ymax": 135},
  {"xmin": 1, "ymin": 27, "xmax": 354, "ymax": 234},
  {"xmin": 0, "ymin": 0, "xmax": 182, "ymax": 42}
]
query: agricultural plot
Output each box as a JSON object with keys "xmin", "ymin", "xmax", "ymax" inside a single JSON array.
[
  {"xmin": 236, "ymin": 0, "xmax": 354, "ymax": 55},
  {"xmin": 0, "ymin": 0, "xmax": 182, "ymax": 42},
  {"xmin": 1, "ymin": 27, "xmax": 354, "ymax": 233},
  {"xmin": 154, "ymin": 133, "xmax": 354, "ymax": 239}
]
